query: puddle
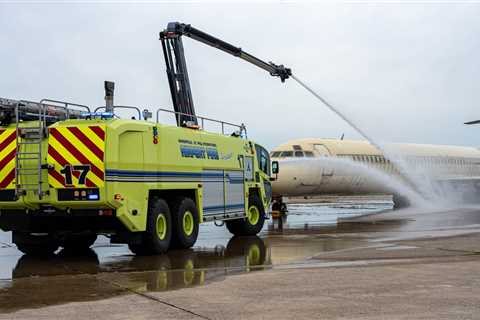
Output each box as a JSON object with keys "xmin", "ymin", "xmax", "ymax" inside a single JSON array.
[
  {"xmin": 14, "ymin": 198, "xmax": 480, "ymax": 314},
  {"xmin": 0, "ymin": 234, "xmax": 366, "ymax": 313}
]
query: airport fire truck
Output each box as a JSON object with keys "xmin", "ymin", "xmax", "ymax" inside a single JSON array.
[{"xmin": 0, "ymin": 22, "xmax": 291, "ymax": 255}]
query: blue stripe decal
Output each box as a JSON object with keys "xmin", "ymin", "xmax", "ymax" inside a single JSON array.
[
  {"xmin": 106, "ymin": 170, "xmax": 223, "ymax": 178},
  {"xmin": 106, "ymin": 170, "xmax": 245, "ymax": 183}
]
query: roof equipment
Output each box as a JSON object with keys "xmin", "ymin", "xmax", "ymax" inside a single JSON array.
[{"xmin": 160, "ymin": 22, "xmax": 292, "ymax": 126}]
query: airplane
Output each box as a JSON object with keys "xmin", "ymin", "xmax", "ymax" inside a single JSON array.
[{"xmin": 270, "ymin": 138, "xmax": 480, "ymax": 210}]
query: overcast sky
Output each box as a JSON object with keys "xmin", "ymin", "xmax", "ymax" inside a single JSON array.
[{"xmin": 1, "ymin": 1, "xmax": 479, "ymax": 149}]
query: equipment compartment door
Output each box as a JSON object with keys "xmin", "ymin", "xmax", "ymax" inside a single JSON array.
[
  {"xmin": 225, "ymin": 170, "xmax": 245, "ymax": 217},
  {"xmin": 202, "ymin": 170, "xmax": 225, "ymax": 217}
]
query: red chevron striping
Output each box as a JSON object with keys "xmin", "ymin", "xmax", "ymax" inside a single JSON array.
[
  {"xmin": 0, "ymin": 149, "xmax": 16, "ymax": 170},
  {"xmin": 49, "ymin": 128, "xmax": 104, "ymax": 180},
  {"xmin": 48, "ymin": 146, "xmax": 96, "ymax": 187},
  {"xmin": 0, "ymin": 131, "xmax": 16, "ymax": 152},
  {"xmin": 89, "ymin": 126, "xmax": 105, "ymax": 141},
  {"xmin": 67, "ymin": 127, "xmax": 104, "ymax": 160},
  {"xmin": 0, "ymin": 168, "xmax": 15, "ymax": 189},
  {"xmin": 48, "ymin": 169, "xmax": 66, "ymax": 187}
]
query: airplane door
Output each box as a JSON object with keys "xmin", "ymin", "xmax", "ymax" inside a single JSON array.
[
  {"xmin": 313, "ymin": 144, "xmax": 332, "ymax": 157},
  {"xmin": 313, "ymin": 144, "xmax": 334, "ymax": 176}
]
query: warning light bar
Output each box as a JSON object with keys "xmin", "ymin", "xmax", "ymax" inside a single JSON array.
[{"xmin": 81, "ymin": 112, "xmax": 114, "ymax": 119}]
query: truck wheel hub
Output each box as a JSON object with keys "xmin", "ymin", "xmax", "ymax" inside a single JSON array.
[
  {"xmin": 183, "ymin": 211, "xmax": 194, "ymax": 236},
  {"xmin": 248, "ymin": 206, "xmax": 260, "ymax": 225},
  {"xmin": 156, "ymin": 213, "xmax": 167, "ymax": 240}
]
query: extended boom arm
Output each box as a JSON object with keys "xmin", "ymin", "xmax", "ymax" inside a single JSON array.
[{"xmin": 160, "ymin": 22, "xmax": 292, "ymax": 126}]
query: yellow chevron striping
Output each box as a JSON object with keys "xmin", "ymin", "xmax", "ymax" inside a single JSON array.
[
  {"xmin": 0, "ymin": 140, "xmax": 16, "ymax": 161},
  {"xmin": 0, "ymin": 129, "xmax": 13, "ymax": 142},
  {"xmin": 47, "ymin": 133, "xmax": 104, "ymax": 187},
  {"xmin": 0, "ymin": 129, "xmax": 16, "ymax": 189},
  {"xmin": 85, "ymin": 126, "xmax": 105, "ymax": 148},
  {"xmin": 0, "ymin": 161, "xmax": 15, "ymax": 187},
  {"xmin": 48, "ymin": 156, "xmax": 81, "ymax": 187},
  {"xmin": 55, "ymin": 127, "xmax": 104, "ymax": 165}
]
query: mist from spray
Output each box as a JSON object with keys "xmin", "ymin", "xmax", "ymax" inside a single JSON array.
[
  {"xmin": 290, "ymin": 74, "xmax": 461, "ymax": 206},
  {"xmin": 279, "ymin": 157, "xmax": 430, "ymax": 208}
]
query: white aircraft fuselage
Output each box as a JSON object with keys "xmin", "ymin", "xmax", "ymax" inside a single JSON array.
[{"xmin": 271, "ymin": 138, "xmax": 480, "ymax": 199}]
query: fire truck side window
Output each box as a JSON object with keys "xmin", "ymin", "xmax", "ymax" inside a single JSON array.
[{"xmin": 255, "ymin": 144, "xmax": 271, "ymax": 175}]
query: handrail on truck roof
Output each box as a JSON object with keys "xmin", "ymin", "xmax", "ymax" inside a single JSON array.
[
  {"xmin": 1, "ymin": 97, "xmax": 247, "ymax": 138},
  {"xmin": 156, "ymin": 107, "xmax": 247, "ymax": 138}
]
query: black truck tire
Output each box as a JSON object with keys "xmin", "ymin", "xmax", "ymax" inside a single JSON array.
[
  {"xmin": 226, "ymin": 195, "xmax": 265, "ymax": 236},
  {"xmin": 60, "ymin": 233, "xmax": 97, "ymax": 251},
  {"xmin": 13, "ymin": 232, "xmax": 59, "ymax": 256},
  {"xmin": 170, "ymin": 197, "xmax": 199, "ymax": 249},
  {"xmin": 226, "ymin": 236, "xmax": 266, "ymax": 267},
  {"xmin": 129, "ymin": 197, "xmax": 172, "ymax": 255}
]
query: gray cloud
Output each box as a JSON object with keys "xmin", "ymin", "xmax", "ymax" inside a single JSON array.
[{"xmin": 1, "ymin": 2, "xmax": 479, "ymax": 149}]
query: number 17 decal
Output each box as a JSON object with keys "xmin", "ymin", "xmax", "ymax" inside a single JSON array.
[{"xmin": 60, "ymin": 164, "xmax": 91, "ymax": 186}]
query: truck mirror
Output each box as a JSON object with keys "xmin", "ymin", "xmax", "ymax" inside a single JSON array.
[{"xmin": 272, "ymin": 161, "xmax": 279, "ymax": 174}]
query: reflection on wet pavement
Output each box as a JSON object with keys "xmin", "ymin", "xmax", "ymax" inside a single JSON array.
[{"xmin": 0, "ymin": 199, "xmax": 406, "ymax": 312}]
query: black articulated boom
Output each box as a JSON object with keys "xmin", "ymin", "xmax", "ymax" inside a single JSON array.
[{"xmin": 160, "ymin": 22, "xmax": 292, "ymax": 127}]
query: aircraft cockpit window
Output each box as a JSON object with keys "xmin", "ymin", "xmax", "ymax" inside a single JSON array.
[
  {"xmin": 271, "ymin": 151, "xmax": 281, "ymax": 158},
  {"xmin": 280, "ymin": 151, "xmax": 294, "ymax": 157},
  {"xmin": 292, "ymin": 145, "xmax": 302, "ymax": 151},
  {"xmin": 294, "ymin": 151, "xmax": 304, "ymax": 157},
  {"xmin": 305, "ymin": 151, "xmax": 314, "ymax": 157}
]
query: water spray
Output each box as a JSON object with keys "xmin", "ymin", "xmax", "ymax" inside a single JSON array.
[
  {"xmin": 279, "ymin": 157, "xmax": 428, "ymax": 207},
  {"xmin": 290, "ymin": 74, "xmax": 434, "ymax": 205}
]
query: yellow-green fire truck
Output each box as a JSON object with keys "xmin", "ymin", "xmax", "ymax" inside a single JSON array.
[{"xmin": 0, "ymin": 22, "xmax": 291, "ymax": 255}]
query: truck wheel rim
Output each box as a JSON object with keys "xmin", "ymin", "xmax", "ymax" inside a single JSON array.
[
  {"xmin": 184, "ymin": 259, "xmax": 195, "ymax": 285},
  {"xmin": 183, "ymin": 211, "xmax": 194, "ymax": 236},
  {"xmin": 248, "ymin": 206, "xmax": 260, "ymax": 225},
  {"xmin": 247, "ymin": 244, "xmax": 261, "ymax": 266},
  {"xmin": 156, "ymin": 213, "xmax": 167, "ymax": 240}
]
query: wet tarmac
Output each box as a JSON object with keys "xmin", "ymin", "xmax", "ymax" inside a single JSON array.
[{"xmin": 1, "ymin": 197, "xmax": 479, "ymax": 315}]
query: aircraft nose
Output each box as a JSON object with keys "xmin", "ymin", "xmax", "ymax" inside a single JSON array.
[{"xmin": 271, "ymin": 160, "xmax": 322, "ymax": 196}]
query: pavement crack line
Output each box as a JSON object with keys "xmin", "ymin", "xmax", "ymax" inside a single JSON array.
[
  {"xmin": 424, "ymin": 246, "xmax": 480, "ymax": 255},
  {"xmin": 97, "ymin": 276, "xmax": 211, "ymax": 320}
]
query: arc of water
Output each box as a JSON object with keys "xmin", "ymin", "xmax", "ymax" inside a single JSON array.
[{"xmin": 290, "ymin": 74, "xmax": 431, "ymax": 202}]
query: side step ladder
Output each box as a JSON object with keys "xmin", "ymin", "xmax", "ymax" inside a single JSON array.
[{"xmin": 14, "ymin": 102, "xmax": 47, "ymax": 199}]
